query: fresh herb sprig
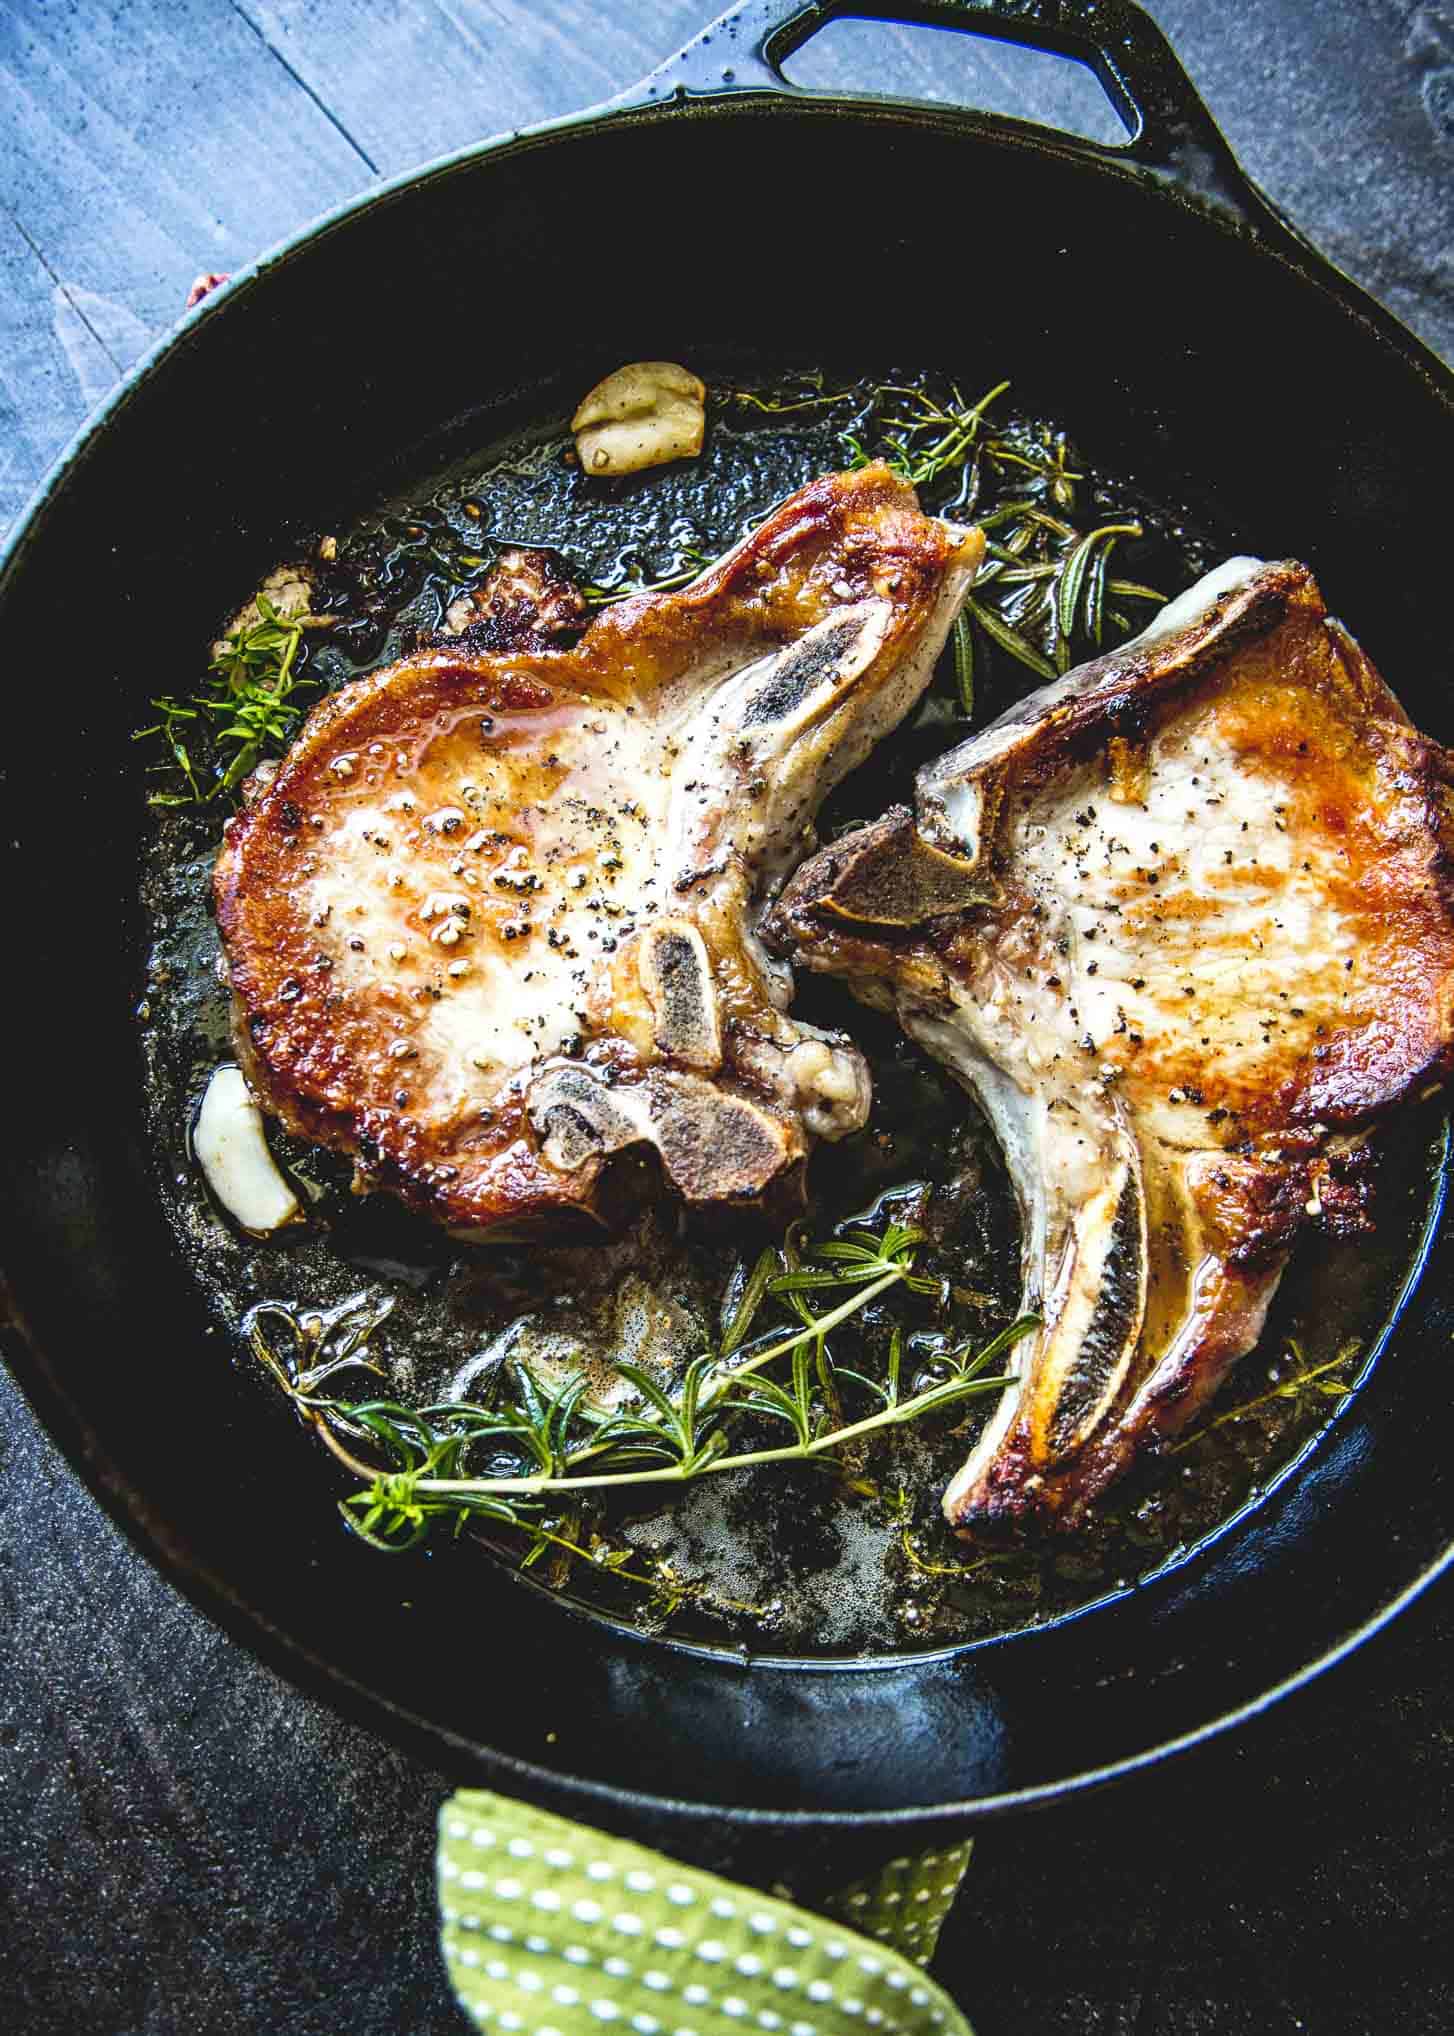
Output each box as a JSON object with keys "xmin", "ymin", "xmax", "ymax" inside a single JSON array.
[
  {"xmin": 700, "ymin": 377, "xmax": 1167, "ymax": 695},
  {"xmin": 1167, "ymin": 1341, "xmax": 1358, "ymax": 1455},
  {"xmin": 253, "ymin": 1226, "xmax": 1033, "ymax": 1570},
  {"xmin": 135, "ymin": 594, "xmax": 319, "ymax": 805},
  {"xmin": 321, "ymin": 1313, "xmax": 1026, "ymax": 1555},
  {"xmin": 838, "ymin": 377, "xmax": 1012, "ymax": 494},
  {"xmin": 581, "ymin": 545, "xmax": 717, "ymax": 606}
]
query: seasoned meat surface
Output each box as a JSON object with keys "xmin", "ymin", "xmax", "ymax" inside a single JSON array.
[
  {"xmin": 215, "ymin": 466, "xmax": 983, "ymax": 1237},
  {"xmin": 773, "ymin": 558, "xmax": 1454, "ymax": 1530},
  {"xmin": 442, "ymin": 546, "xmax": 587, "ymax": 647}
]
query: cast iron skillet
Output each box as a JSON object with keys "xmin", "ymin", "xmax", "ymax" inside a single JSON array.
[{"xmin": 3, "ymin": 0, "xmax": 1453, "ymax": 1886}]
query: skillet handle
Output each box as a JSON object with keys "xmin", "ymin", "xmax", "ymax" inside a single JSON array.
[{"xmin": 622, "ymin": 0, "xmax": 1289, "ymax": 233}]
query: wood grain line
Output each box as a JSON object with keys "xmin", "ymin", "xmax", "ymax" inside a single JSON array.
[{"xmin": 228, "ymin": 0, "xmax": 383, "ymax": 175}]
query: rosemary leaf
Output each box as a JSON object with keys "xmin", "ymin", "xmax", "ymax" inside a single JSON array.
[
  {"xmin": 952, "ymin": 609, "xmax": 975, "ymax": 717},
  {"xmin": 1086, "ymin": 544, "xmax": 1109, "ymax": 647},
  {"xmin": 1056, "ymin": 523, "xmax": 1141, "ymax": 647},
  {"xmin": 721, "ymin": 1247, "xmax": 776, "ymax": 1356},
  {"xmin": 965, "ymin": 595, "xmax": 1058, "ymax": 683}
]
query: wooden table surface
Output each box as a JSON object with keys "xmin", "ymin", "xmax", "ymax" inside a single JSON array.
[{"xmin": 2, "ymin": 4, "xmax": 1452, "ymax": 2032}]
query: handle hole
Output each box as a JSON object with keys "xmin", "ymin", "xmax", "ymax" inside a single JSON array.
[{"xmin": 780, "ymin": 16, "xmax": 1128, "ymax": 144}]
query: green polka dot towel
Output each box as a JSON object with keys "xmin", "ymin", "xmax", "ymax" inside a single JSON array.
[{"xmin": 438, "ymin": 1790, "xmax": 973, "ymax": 2036}]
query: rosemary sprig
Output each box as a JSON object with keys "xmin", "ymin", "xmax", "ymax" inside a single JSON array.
[
  {"xmin": 135, "ymin": 594, "xmax": 319, "ymax": 804},
  {"xmin": 846, "ymin": 379, "xmax": 1012, "ymax": 491},
  {"xmin": 963, "ymin": 592, "xmax": 1057, "ymax": 683},
  {"xmin": 324, "ymin": 1313, "xmax": 1029, "ymax": 1550},
  {"xmin": 718, "ymin": 376, "xmax": 1167, "ymax": 690},
  {"xmin": 253, "ymin": 1225, "xmax": 1034, "ymax": 1569}
]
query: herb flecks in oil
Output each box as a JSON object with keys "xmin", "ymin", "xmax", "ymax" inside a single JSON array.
[
  {"xmin": 889, "ymin": 1484, "xmax": 1000, "ymax": 1582},
  {"xmin": 581, "ymin": 545, "xmax": 717, "ymax": 606}
]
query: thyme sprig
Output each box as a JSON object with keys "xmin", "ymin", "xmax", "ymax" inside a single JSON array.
[
  {"xmin": 1167, "ymin": 1341, "xmax": 1359, "ymax": 1454},
  {"xmin": 135, "ymin": 595, "xmax": 319, "ymax": 805},
  {"xmin": 322, "ymin": 1314, "xmax": 1027, "ymax": 1553},
  {"xmin": 839, "ymin": 378, "xmax": 1012, "ymax": 492}
]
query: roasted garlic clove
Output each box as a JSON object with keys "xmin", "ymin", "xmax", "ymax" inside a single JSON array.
[
  {"xmin": 571, "ymin": 361, "xmax": 706, "ymax": 477},
  {"xmin": 193, "ymin": 1065, "xmax": 303, "ymax": 1236}
]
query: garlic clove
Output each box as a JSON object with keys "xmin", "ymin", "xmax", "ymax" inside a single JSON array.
[
  {"xmin": 192, "ymin": 1065, "xmax": 303, "ymax": 1236},
  {"xmin": 571, "ymin": 361, "xmax": 706, "ymax": 477}
]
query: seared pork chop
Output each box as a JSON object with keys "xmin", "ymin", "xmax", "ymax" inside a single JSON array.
[
  {"xmin": 773, "ymin": 558, "xmax": 1454, "ymax": 1531},
  {"xmin": 215, "ymin": 466, "xmax": 983, "ymax": 1237}
]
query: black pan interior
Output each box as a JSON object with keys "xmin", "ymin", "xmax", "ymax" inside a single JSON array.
[{"xmin": 4, "ymin": 96, "xmax": 1453, "ymax": 1842}]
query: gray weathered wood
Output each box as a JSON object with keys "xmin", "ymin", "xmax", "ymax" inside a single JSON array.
[
  {"xmin": 234, "ymin": 0, "xmax": 709, "ymax": 166},
  {"xmin": 0, "ymin": 0, "xmax": 377, "ymax": 535}
]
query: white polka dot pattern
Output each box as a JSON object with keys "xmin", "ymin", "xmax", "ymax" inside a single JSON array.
[
  {"xmin": 817, "ymin": 1847, "xmax": 973, "ymax": 1971},
  {"xmin": 438, "ymin": 1792, "xmax": 972, "ymax": 2036}
]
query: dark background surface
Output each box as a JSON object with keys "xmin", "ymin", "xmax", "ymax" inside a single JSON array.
[{"xmin": 2, "ymin": 2, "xmax": 1452, "ymax": 2030}]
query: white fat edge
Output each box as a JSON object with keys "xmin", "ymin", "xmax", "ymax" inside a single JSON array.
[
  {"xmin": 898, "ymin": 1003, "xmax": 1047, "ymax": 1300},
  {"xmin": 663, "ymin": 608, "xmax": 889, "ymax": 1006},
  {"xmin": 926, "ymin": 516, "xmax": 989, "ymax": 630},
  {"xmin": 924, "ymin": 776, "xmax": 987, "ymax": 862},
  {"xmin": 886, "ymin": 530, "xmax": 987, "ymax": 851},
  {"xmin": 729, "ymin": 551, "xmax": 982, "ymax": 984},
  {"xmin": 674, "ymin": 531, "xmax": 978, "ymax": 915},
  {"xmin": 192, "ymin": 1066, "xmax": 302, "ymax": 1236},
  {"xmin": 917, "ymin": 718, "xmax": 1031, "ymax": 860},
  {"xmin": 1125, "ymin": 555, "xmax": 1266, "ymax": 650},
  {"xmin": 917, "ymin": 559, "xmax": 1267, "ymax": 859}
]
